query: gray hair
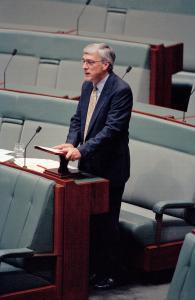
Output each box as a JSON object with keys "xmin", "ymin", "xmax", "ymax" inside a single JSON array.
[{"xmin": 83, "ymin": 43, "xmax": 116, "ymax": 72}]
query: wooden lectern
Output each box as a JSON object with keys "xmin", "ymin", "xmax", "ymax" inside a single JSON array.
[
  {"xmin": 34, "ymin": 145, "xmax": 94, "ymax": 180},
  {"xmin": 1, "ymin": 158, "xmax": 109, "ymax": 300}
]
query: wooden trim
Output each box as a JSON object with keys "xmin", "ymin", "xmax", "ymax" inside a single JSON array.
[
  {"xmin": 143, "ymin": 241, "xmax": 183, "ymax": 272},
  {"xmin": 150, "ymin": 44, "xmax": 165, "ymax": 106},
  {"xmin": 0, "ymin": 285, "xmax": 59, "ymax": 300},
  {"xmin": 163, "ymin": 43, "xmax": 183, "ymax": 108},
  {"xmin": 150, "ymin": 43, "xmax": 183, "ymax": 108},
  {"xmin": 132, "ymin": 109, "xmax": 195, "ymax": 128},
  {"xmin": 125, "ymin": 240, "xmax": 183, "ymax": 272}
]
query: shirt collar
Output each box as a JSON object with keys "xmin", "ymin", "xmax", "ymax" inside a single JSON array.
[{"xmin": 95, "ymin": 74, "xmax": 109, "ymax": 94}]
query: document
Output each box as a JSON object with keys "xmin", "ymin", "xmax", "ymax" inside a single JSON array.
[
  {"xmin": 34, "ymin": 145, "xmax": 64, "ymax": 155},
  {"xmin": 0, "ymin": 148, "xmax": 14, "ymax": 162},
  {"xmin": 0, "ymin": 149, "xmax": 13, "ymax": 155},
  {"xmin": 14, "ymin": 158, "xmax": 60, "ymax": 172}
]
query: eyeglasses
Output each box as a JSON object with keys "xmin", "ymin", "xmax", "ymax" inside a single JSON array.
[{"xmin": 81, "ymin": 58, "xmax": 103, "ymax": 66}]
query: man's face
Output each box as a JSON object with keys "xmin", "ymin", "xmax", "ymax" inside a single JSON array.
[{"xmin": 82, "ymin": 51, "xmax": 109, "ymax": 84}]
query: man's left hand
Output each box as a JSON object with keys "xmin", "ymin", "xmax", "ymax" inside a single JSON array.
[{"xmin": 65, "ymin": 147, "xmax": 81, "ymax": 161}]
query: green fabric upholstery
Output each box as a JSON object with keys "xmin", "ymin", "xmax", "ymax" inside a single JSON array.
[
  {"xmin": 0, "ymin": 90, "xmax": 77, "ymax": 126},
  {"xmin": 120, "ymin": 113, "xmax": 195, "ymax": 249},
  {"xmin": 0, "ymin": 90, "xmax": 78, "ymax": 156},
  {"xmin": 130, "ymin": 112, "xmax": 195, "ymax": 155},
  {"xmin": 0, "ymin": 262, "xmax": 50, "ymax": 294},
  {"xmin": 120, "ymin": 203, "xmax": 193, "ymax": 246},
  {"xmin": 0, "ymin": 28, "xmax": 151, "ymax": 102},
  {"xmin": 166, "ymin": 232, "xmax": 195, "ymax": 300},
  {"xmin": 0, "ymin": 29, "xmax": 150, "ymax": 68},
  {"xmin": 0, "ymin": 164, "xmax": 55, "ymax": 252},
  {"xmin": 0, "ymin": 164, "xmax": 55, "ymax": 294},
  {"xmin": 0, "ymin": 118, "xmax": 23, "ymax": 150}
]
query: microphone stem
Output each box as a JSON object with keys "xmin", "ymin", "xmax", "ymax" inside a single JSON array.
[
  {"xmin": 4, "ymin": 71, "xmax": 6, "ymax": 89},
  {"xmin": 23, "ymin": 149, "xmax": 27, "ymax": 169},
  {"xmin": 23, "ymin": 131, "xmax": 38, "ymax": 168},
  {"xmin": 76, "ymin": 5, "xmax": 87, "ymax": 35},
  {"xmin": 4, "ymin": 55, "xmax": 13, "ymax": 89},
  {"xmin": 122, "ymin": 72, "xmax": 127, "ymax": 79}
]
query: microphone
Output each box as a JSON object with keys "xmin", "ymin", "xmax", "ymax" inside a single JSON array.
[
  {"xmin": 122, "ymin": 65, "xmax": 132, "ymax": 79},
  {"xmin": 4, "ymin": 49, "xmax": 17, "ymax": 89},
  {"xmin": 23, "ymin": 126, "xmax": 42, "ymax": 168},
  {"xmin": 76, "ymin": 0, "xmax": 92, "ymax": 35}
]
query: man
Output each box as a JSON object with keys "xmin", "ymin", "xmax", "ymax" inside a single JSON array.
[{"xmin": 55, "ymin": 43, "xmax": 133, "ymax": 289}]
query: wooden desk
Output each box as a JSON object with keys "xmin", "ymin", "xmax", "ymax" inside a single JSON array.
[
  {"xmin": 1, "ymin": 162, "xmax": 109, "ymax": 300},
  {"xmin": 61, "ymin": 177, "xmax": 109, "ymax": 300}
]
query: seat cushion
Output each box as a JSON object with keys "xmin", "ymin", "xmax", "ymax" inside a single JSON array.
[
  {"xmin": 0, "ymin": 262, "xmax": 50, "ymax": 294},
  {"xmin": 120, "ymin": 203, "xmax": 194, "ymax": 246}
]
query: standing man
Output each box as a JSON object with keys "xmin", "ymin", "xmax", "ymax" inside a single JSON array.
[{"xmin": 55, "ymin": 43, "xmax": 133, "ymax": 289}]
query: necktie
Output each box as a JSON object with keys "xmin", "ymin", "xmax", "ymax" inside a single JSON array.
[{"xmin": 84, "ymin": 87, "xmax": 97, "ymax": 140}]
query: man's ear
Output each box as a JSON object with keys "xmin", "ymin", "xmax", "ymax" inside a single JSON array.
[
  {"xmin": 103, "ymin": 61, "xmax": 112, "ymax": 72},
  {"xmin": 107, "ymin": 64, "xmax": 113, "ymax": 72}
]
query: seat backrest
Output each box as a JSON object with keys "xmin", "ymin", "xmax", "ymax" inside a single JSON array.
[
  {"xmin": 56, "ymin": 60, "xmax": 84, "ymax": 97},
  {"xmin": 114, "ymin": 65, "xmax": 150, "ymax": 103},
  {"xmin": 124, "ymin": 9, "xmax": 195, "ymax": 72},
  {"xmin": 166, "ymin": 232, "xmax": 195, "ymax": 300},
  {"xmin": 105, "ymin": 8, "xmax": 127, "ymax": 34},
  {"xmin": 0, "ymin": 53, "xmax": 39, "ymax": 87},
  {"xmin": 36, "ymin": 59, "xmax": 60, "ymax": 88},
  {"xmin": 123, "ymin": 112, "xmax": 195, "ymax": 219},
  {"xmin": 0, "ymin": 117, "xmax": 23, "ymax": 150},
  {"xmin": 0, "ymin": 164, "xmax": 55, "ymax": 252},
  {"xmin": 123, "ymin": 139, "xmax": 195, "ymax": 219},
  {"xmin": 20, "ymin": 119, "xmax": 69, "ymax": 159},
  {"xmin": 0, "ymin": 90, "xmax": 78, "ymax": 153}
]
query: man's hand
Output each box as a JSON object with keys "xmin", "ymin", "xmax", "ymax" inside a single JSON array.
[
  {"xmin": 53, "ymin": 143, "xmax": 74, "ymax": 152},
  {"xmin": 53, "ymin": 144, "xmax": 81, "ymax": 161},
  {"xmin": 65, "ymin": 147, "xmax": 81, "ymax": 161}
]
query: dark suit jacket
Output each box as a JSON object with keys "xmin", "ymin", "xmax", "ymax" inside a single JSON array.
[{"xmin": 66, "ymin": 72, "xmax": 133, "ymax": 186}]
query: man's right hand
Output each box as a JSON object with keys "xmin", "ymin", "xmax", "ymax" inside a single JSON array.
[{"xmin": 53, "ymin": 143, "xmax": 74, "ymax": 153}]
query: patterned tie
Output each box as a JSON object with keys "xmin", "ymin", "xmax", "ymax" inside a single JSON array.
[{"xmin": 84, "ymin": 86, "xmax": 97, "ymax": 140}]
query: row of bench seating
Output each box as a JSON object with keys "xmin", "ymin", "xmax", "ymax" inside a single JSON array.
[
  {"xmin": 2, "ymin": 0, "xmax": 194, "ymax": 112},
  {"xmin": 0, "ymin": 89, "xmax": 195, "ymax": 274},
  {"xmin": 0, "ymin": 0, "xmax": 193, "ymax": 72},
  {"xmin": 0, "ymin": 28, "xmax": 151, "ymax": 104},
  {"xmin": 1, "ymin": 158, "xmax": 194, "ymax": 299},
  {"xmin": 0, "ymin": 27, "xmax": 183, "ymax": 108}
]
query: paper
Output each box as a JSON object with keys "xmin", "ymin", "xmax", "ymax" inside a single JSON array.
[
  {"xmin": 14, "ymin": 158, "xmax": 60, "ymax": 170},
  {"xmin": 0, "ymin": 154, "xmax": 14, "ymax": 162},
  {"xmin": 0, "ymin": 149, "xmax": 13, "ymax": 155}
]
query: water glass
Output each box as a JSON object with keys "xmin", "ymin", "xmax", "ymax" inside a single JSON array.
[{"xmin": 14, "ymin": 143, "xmax": 25, "ymax": 165}]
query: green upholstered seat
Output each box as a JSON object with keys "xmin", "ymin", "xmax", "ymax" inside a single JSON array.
[
  {"xmin": 0, "ymin": 164, "xmax": 55, "ymax": 294},
  {"xmin": 119, "ymin": 113, "xmax": 195, "ymax": 271},
  {"xmin": 0, "ymin": 90, "xmax": 78, "ymax": 157},
  {"xmin": 0, "ymin": 262, "xmax": 50, "ymax": 294},
  {"xmin": 166, "ymin": 232, "xmax": 195, "ymax": 300}
]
